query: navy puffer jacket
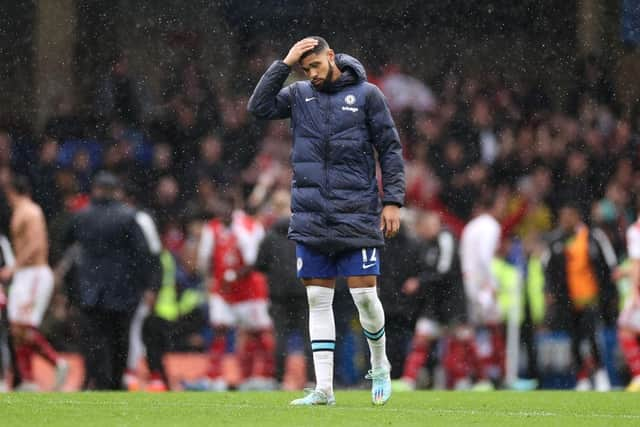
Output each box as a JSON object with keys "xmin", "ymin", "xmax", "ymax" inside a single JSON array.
[{"xmin": 248, "ymin": 54, "xmax": 405, "ymax": 253}]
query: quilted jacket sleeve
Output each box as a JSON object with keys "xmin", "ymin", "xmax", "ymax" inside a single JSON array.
[
  {"xmin": 365, "ymin": 84, "xmax": 406, "ymax": 206},
  {"xmin": 247, "ymin": 60, "xmax": 293, "ymax": 120}
]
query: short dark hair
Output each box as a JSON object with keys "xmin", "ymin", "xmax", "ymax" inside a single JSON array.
[
  {"xmin": 10, "ymin": 174, "xmax": 31, "ymax": 196},
  {"xmin": 475, "ymin": 186, "xmax": 498, "ymax": 211},
  {"xmin": 299, "ymin": 36, "xmax": 329, "ymax": 62},
  {"xmin": 92, "ymin": 170, "xmax": 121, "ymax": 190},
  {"xmin": 559, "ymin": 200, "xmax": 582, "ymax": 214}
]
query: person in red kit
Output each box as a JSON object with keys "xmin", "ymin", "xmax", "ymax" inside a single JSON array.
[
  {"xmin": 618, "ymin": 213, "xmax": 640, "ymax": 392},
  {"xmin": 0, "ymin": 173, "xmax": 69, "ymax": 391},
  {"xmin": 186, "ymin": 193, "xmax": 275, "ymax": 391}
]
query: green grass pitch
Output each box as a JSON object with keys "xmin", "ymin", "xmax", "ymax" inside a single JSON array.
[{"xmin": 1, "ymin": 391, "xmax": 639, "ymax": 427}]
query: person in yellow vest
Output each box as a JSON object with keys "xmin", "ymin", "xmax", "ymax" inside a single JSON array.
[
  {"xmin": 141, "ymin": 245, "xmax": 207, "ymax": 391},
  {"xmin": 491, "ymin": 236, "xmax": 544, "ymax": 390},
  {"xmin": 520, "ymin": 235, "xmax": 546, "ymax": 383},
  {"xmin": 542, "ymin": 202, "xmax": 618, "ymax": 391}
]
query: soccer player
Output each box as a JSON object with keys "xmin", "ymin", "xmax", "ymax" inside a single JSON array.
[
  {"xmin": 396, "ymin": 211, "xmax": 471, "ymax": 390},
  {"xmin": 248, "ymin": 37, "xmax": 405, "ymax": 405},
  {"xmin": 619, "ymin": 215, "xmax": 640, "ymax": 391},
  {"xmin": 0, "ymin": 230, "xmax": 17, "ymax": 391},
  {"xmin": 194, "ymin": 194, "xmax": 275, "ymax": 391},
  {"xmin": 0, "ymin": 173, "xmax": 68, "ymax": 391},
  {"xmin": 459, "ymin": 190, "xmax": 506, "ymax": 389},
  {"xmin": 618, "ymin": 213, "xmax": 640, "ymax": 392}
]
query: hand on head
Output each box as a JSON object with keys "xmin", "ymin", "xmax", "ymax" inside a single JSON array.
[{"xmin": 284, "ymin": 38, "xmax": 319, "ymax": 66}]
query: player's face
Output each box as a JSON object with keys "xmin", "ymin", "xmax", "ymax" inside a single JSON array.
[
  {"xmin": 300, "ymin": 49, "xmax": 335, "ymax": 88},
  {"xmin": 215, "ymin": 199, "xmax": 234, "ymax": 226},
  {"xmin": 416, "ymin": 215, "xmax": 440, "ymax": 240}
]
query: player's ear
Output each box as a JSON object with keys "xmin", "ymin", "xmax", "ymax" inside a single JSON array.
[{"xmin": 327, "ymin": 49, "xmax": 335, "ymax": 63}]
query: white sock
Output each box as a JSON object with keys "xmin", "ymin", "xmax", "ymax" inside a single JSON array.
[
  {"xmin": 127, "ymin": 302, "xmax": 149, "ymax": 371},
  {"xmin": 350, "ymin": 286, "xmax": 389, "ymax": 371},
  {"xmin": 306, "ymin": 286, "xmax": 335, "ymax": 396}
]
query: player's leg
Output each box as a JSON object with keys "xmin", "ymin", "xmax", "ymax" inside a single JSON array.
[
  {"xmin": 619, "ymin": 329, "xmax": 640, "ymax": 391},
  {"xmin": 303, "ymin": 278, "xmax": 336, "ymax": 389},
  {"xmin": 80, "ymin": 308, "xmax": 112, "ymax": 390},
  {"xmin": 110, "ymin": 310, "xmax": 134, "ymax": 390},
  {"xmin": 570, "ymin": 309, "xmax": 591, "ymax": 390},
  {"xmin": 397, "ymin": 280, "xmax": 443, "ymax": 390},
  {"xmin": 8, "ymin": 267, "xmax": 66, "ymax": 390},
  {"xmin": 269, "ymin": 299, "xmax": 288, "ymax": 383},
  {"xmin": 124, "ymin": 300, "xmax": 149, "ymax": 391},
  {"xmin": 142, "ymin": 314, "xmax": 170, "ymax": 391},
  {"xmin": 8, "ymin": 324, "xmax": 35, "ymax": 389},
  {"xmin": 341, "ymin": 247, "xmax": 390, "ymax": 405},
  {"xmin": 237, "ymin": 299, "xmax": 276, "ymax": 390},
  {"xmin": 0, "ymin": 300, "xmax": 22, "ymax": 388},
  {"xmin": 183, "ymin": 293, "xmax": 232, "ymax": 391},
  {"xmin": 291, "ymin": 244, "xmax": 337, "ymax": 406},
  {"xmin": 443, "ymin": 325, "xmax": 477, "ymax": 389},
  {"xmin": 27, "ymin": 267, "xmax": 68, "ymax": 389},
  {"xmin": 584, "ymin": 306, "xmax": 610, "ymax": 391},
  {"xmin": 205, "ymin": 294, "xmax": 233, "ymax": 391},
  {"xmin": 398, "ymin": 319, "xmax": 438, "ymax": 390},
  {"xmin": 7, "ymin": 272, "xmax": 36, "ymax": 389},
  {"xmin": 442, "ymin": 279, "xmax": 477, "ymax": 389},
  {"xmin": 281, "ymin": 301, "xmax": 309, "ymax": 390}
]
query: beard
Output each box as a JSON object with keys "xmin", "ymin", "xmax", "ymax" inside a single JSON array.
[
  {"xmin": 325, "ymin": 61, "xmax": 334, "ymax": 84},
  {"xmin": 314, "ymin": 60, "xmax": 334, "ymax": 91}
]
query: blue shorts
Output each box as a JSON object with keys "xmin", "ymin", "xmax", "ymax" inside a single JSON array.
[{"xmin": 296, "ymin": 244, "xmax": 381, "ymax": 278}]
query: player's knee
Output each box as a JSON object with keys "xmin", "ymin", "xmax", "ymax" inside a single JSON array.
[
  {"xmin": 453, "ymin": 325, "xmax": 474, "ymax": 341},
  {"xmin": 347, "ymin": 276, "xmax": 376, "ymax": 288},
  {"xmin": 306, "ymin": 286, "xmax": 333, "ymax": 309},
  {"xmin": 415, "ymin": 318, "xmax": 440, "ymax": 338}
]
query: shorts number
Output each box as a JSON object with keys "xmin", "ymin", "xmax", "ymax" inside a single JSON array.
[{"xmin": 361, "ymin": 248, "xmax": 377, "ymax": 263}]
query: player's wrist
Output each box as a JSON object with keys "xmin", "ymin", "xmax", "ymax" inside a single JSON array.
[{"xmin": 382, "ymin": 201, "xmax": 402, "ymax": 208}]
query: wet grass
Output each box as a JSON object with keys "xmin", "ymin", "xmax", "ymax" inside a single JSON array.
[{"xmin": 1, "ymin": 390, "xmax": 639, "ymax": 426}]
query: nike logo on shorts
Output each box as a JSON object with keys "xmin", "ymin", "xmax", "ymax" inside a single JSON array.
[
  {"xmin": 305, "ymin": 97, "xmax": 317, "ymax": 102},
  {"xmin": 362, "ymin": 263, "xmax": 376, "ymax": 269}
]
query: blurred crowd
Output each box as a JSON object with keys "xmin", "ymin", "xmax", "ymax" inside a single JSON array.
[{"xmin": 1, "ymin": 47, "xmax": 640, "ymax": 392}]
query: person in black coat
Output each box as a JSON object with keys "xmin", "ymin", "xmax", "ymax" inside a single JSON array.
[
  {"xmin": 249, "ymin": 36, "xmax": 405, "ymax": 406},
  {"xmin": 377, "ymin": 223, "xmax": 421, "ymax": 378},
  {"xmin": 543, "ymin": 202, "xmax": 617, "ymax": 390},
  {"xmin": 63, "ymin": 171, "xmax": 161, "ymax": 390},
  {"xmin": 255, "ymin": 190, "xmax": 310, "ymax": 388},
  {"xmin": 394, "ymin": 211, "xmax": 469, "ymax": 389}
]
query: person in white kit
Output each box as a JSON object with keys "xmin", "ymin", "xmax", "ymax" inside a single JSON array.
[
  {"xmin": 459, "ymin": 189, "xmax": 507, "ymax": 389},
  {"xmin": 0, "ymin": 173, "xmax": 69, "ymax": 391},
  {"xmin": 618, "ymin": 215, "xmax": 640, "ymax": 392}
]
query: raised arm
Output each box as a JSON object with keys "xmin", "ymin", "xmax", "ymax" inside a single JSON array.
[
  {"xmin": 247, "ymin": 38, "xmax": 318, "ymax": 120},
  {"xmin": 247, "ymin": 61, "xmax": 293, "ymax": 120}
]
